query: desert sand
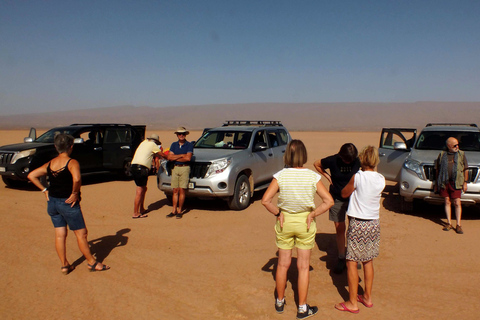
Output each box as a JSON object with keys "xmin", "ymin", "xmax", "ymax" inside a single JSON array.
[{"xmin": 1, "ymin": 129, "xmax": 479, "ymax": 320}]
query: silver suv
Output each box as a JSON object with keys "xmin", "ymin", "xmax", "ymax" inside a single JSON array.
[
  {"xmin": 157, "ymin": 120, "xmax": 291, "ymax": 210},
  {"xmin": 378, "ymin": 123, "xmax": 480, "ymax": 211}
]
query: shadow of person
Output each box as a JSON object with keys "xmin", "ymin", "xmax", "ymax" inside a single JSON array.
[
  {"xmin": 261, "ymin": 251, "xmax": 313, "ymax": 307},
  {"xmin": 144, "ymin": 199, "xmax": 170, "ymax": 215},
  {"xmin": 71, "ymin": 228, "xmax": 130, "ymax": 268}
]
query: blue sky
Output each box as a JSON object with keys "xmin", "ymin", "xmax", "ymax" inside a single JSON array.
[{"xmin": 1, "ymin": 0, "xmax": 479, "ymax": 115}]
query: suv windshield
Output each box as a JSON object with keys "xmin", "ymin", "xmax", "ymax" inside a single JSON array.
[
  {"xmin": 415, "ymin": 131, "xmax": 480, "ymax": 151},
  {"xmin": 195, "ymin": 131, "xmax": 252, "ymax": 149},
  {"xmin": 35, "ymin": 128, "xmax": 78, "ymax": 143}
]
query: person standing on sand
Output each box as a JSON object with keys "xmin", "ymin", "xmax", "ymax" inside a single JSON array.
[
  {"xmin": 335, "ymin": 146, "xmax": 385, "ymax": 314},
  {"xmin": 435, "ymin": 137, "xmax": 468, "ymax": 234},
  {"xmin": 313, "ymin": 143, "xmax": 360, "ymax": 274},
  {"xmin": 28, "ymin": 133, "xmax": 110, "ymax": 274},
  {"xmin": 131, "ymin": 133, "xmax": 166, "ymax": 219},
  {"xmin": 262, "ymin": 140, "xmax": 334, "ymax": 319},
  {"xmin": 166, "ymin": 127, "xmax": 193, "ymax": 219}
]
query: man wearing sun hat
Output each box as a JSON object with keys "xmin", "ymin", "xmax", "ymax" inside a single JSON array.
[
  {"xmin": 131, "ymin": 133, "xmax": 166, "ymax": 219},
  {"xmin": 166, "ymin": 127, "xmax": 194, "ymax": 219}
]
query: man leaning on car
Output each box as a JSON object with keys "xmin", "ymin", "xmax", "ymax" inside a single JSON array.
[{"xmin": 435, "ymin": 137, "xmax": 468, "ymax": 234}]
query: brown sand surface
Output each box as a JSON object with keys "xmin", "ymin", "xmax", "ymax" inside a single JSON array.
[{"xmin": 1, "ymin": 130, "xmax": 479, "ymax": 319}]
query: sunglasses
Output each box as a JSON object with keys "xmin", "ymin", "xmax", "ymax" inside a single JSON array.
[{"xmin": 177, "ymin": 133, "xmax": 186, "ymax": 136}]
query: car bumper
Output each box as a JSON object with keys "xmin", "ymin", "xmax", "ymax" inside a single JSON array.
[{"xmin": 399, "ymin": 168, "xmax": 480, "ymax": 205}]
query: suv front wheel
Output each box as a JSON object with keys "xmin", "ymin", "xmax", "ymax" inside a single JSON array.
[{"xmin": 228, "ymin": 175, "xmax": 251, "ymax": 210}]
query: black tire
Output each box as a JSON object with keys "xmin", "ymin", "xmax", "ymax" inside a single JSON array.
[
  {"xmin": 2, "ymin": 176, "xmax": 28, "ymax": 188},
  {"xmin": 119, "ymin": 159, "xmax": 133, "ymax": 179},
  {"xmin": 165, "ymin": 193, "xmax": 173, "ymax": 204},
  {"xmin": 228, "ymin": 175, "xmax": 251, "ymax": 210},
  {"xmin": 400, "ymin": 196, "xmax": 414, "ymax": 213}
]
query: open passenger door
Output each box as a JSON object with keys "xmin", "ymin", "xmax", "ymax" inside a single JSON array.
[{"xmin": 378, "ymin": 128, "xmax": 417, "ymax": 182}]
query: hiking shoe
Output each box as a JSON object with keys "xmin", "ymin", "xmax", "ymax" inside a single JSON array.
[
  {"xmin": 456, "ymin": 225, "xmax": 464, "ymax": 234},
  {"xmin": 297, "ymin": 305, "xmax": 318, "ymax": 319},
  {"xmin": 166, "ymin": 212, "xmax": 175, "ymax": 218},
  {"xmin": 333, "ymin": 258, "xmax": 346, "ymax": 274},
  {"xmin": 275, "ymin": 299, "xmax": 285, "ymax": 313},
  {"xmin": 176, "ymin": 213, "xmax": 183, "ymax": 219},
  {"xmin": 443, "ymin": 224, "xmax": 453, "ymax": 231}
]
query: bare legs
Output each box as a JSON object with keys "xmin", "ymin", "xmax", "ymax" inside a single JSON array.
[
  {"xmin": 444, "ymin": 197, "xmax": 462, "ymax": 227},
  {"xmin": 334, "ymin": 221, "xmax": 346, "ymax": 257},
  {"xmin": 133, "ymin": 186, "xmax": 147, "ymax": 217},
  {"xmin": 276, "ymin": 248, "xmax": 312, "ymax": 306},
  {"xmin": 172, "ymin": 188, "xmax": 186, "ymax": 214},
  {"xmin": 335, "ymin": 259, "xmax": 374, "ymax": 312},
  {"xmin": 53, "ymin": 226, "xmax": 108, "ymax": 272}
]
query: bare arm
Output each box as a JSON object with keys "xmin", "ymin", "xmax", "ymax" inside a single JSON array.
[
  {"xmin": 261, "ymin": 178, "xmax": 284, "ymax": 226},
  {"xmin": 313, "ymin": 159, "xmax": 332, "ymax": 185},
  {"xmin": 306, "ymin": 180, "xmax": 334, "ymax": 229},
  {"xmin": 27, "ymin": 163, "xmax": 49, "ymax": 200},
  {"xmin": 65, "ymin": 159, "xmax": 81, "ymax": 207},
  {"xmin": 341, "ymin": 174, "xmax": 356, "ymax": 198}
]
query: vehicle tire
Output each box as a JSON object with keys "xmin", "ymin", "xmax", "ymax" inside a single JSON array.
[
  {"xmin": 400, "ymin": 196, "xmax": 414, "ymax": 213},
  {"xmin": 119, "ymin": 159, "xmax": 133, "ymax": 180},
  {"xmin": 2, "ymin": 176, "xmax": 28, "ymax": 188},
  {"xmin": 165, "ymin": 193, "xmax": 173, "ymax": 204},
  {"xmin": 228, "ymin": 175, "xmax": 251, "ymax": 210}
]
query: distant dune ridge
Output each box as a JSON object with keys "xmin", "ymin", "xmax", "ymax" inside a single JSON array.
[{"xmin": 1, "ymin": 102, "xmax": 479, "ymax": 131}]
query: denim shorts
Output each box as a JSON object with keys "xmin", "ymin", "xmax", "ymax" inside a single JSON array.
[{"xmin": 47, "ymin": 196, "xmax": 86, "ymax": 230}]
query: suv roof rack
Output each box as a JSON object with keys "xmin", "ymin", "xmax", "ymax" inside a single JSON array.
[
  {"xmin": 222, "ymin": 120, "xmax": 283, "ymax": 127},
  {"xmin": 69, "ymin": 123, "xmax": 133, "ymax": 127},
  {"xmin": 425, "ymin": 123, "xmax": 478, "ymax": 128}
]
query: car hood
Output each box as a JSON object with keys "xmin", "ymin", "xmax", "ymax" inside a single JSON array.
[
  {"xmin": 192, "ymin": 148, "xmax": 245, "ymax": 162},
  {"xmin": 410, "ymin": 149, "xmax": 480, "ymax": 166},
  {"xmin": 0, "ymin": 142, "xmax": 52, "ymax": 152}
]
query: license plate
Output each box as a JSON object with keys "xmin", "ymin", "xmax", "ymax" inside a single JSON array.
[
  {"xmin": 188, "ymin": 182, "xmax": 195, "ymax": 189},
  {"xmin": 0, "ymin": 167, "xmax": 5, "ymax": 172}
]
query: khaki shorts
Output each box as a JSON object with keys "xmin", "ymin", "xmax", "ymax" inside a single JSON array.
[
  {"xmin": 275, "ymin": 211, "xmax": 316, "ymax": 250},
  {"xmin": 329, "ymin": 199, "xmax": 349, "ymax": 222},
  {"xmin": 171, "ymin": 166, "xmax": 191, "ymax": 189}
]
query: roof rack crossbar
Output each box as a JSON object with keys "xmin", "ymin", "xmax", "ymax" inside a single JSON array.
[
  {"xmin": 425, "ymin": 123, "xmax": 478, "ymax": 128},
  {"xmin": 222, "ymin": 120, "xmax": 283, "ymax": 127}
]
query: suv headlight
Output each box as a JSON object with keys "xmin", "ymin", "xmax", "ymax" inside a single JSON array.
[
  {"xmin": 403, "ymin": 159, "xmax": 425, "ymax": 179},
  {"xmin": 11, "ymin": 149, "xmax": 36, "ymax": 164},
  {"xmin": 205, "ymin": 158, "xmax": 232, "ymax": 178}
]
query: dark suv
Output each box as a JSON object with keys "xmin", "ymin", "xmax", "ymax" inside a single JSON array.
[{"xmin": 0, "ymin": 124, "xmax": 145, "ymax": 187}]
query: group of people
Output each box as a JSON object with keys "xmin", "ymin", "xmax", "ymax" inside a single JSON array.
[{"xmin": 26, "ymin": 128, "xmax": 468, "ymax": 319}]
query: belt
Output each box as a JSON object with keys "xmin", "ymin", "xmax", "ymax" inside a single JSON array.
[{"xmin": 174, "ymin": 164, "xmax": 189, "ymax": 167}]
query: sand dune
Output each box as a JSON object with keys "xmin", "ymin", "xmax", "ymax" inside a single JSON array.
[{"xmin": 1, "ymin": 129, "xmax": 479, "ymax": 319}]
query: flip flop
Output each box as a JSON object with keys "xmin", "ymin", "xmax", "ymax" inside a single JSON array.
[
  {"xmin": 87, "ymin": 261, "xmax": 110, "ymax": 272},
  {"xmin": 335, "ymin": 303, "xmax": 360, "ymax": 314},
  {"xmin": 132, "ymin": 214, "xmax": 148, "ymax": 219},
  {"xmin": 61, "ymin": 264, "xmax": 75, "ymax": 275},
  {"xmin": 357, "ymin": 295, "xmax": 373, "ymax": 308}
]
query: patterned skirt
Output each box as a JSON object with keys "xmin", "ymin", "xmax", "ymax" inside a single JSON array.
[{"xmin": 346, "ymin": 217, "xmax": 380, "ymax": 262}]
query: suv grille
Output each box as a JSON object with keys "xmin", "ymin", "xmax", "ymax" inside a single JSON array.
[
  {"xmin": 190, "ymin": 162, "xmax": 210, "ymax": 179},
  {"xmin": 0, "ymin": 152, "xmax": 14, "ymax": 165},
  {"xmin": 423, "ymin": 165, "xmax": 478, "ymax": 183}
]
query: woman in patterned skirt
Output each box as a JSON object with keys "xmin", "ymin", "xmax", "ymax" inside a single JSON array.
[{"xmin": 334, "ymin": 146, "xmax": 385, "ymax": 314}]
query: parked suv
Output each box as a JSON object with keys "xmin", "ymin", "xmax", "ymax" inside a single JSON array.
[
  {"xmin": 378, "ymin": 123, "xmax": 480, "ymax": 211},
  {"xmin": 157, "ymin": 120, "xmax": 292, "ymax": 210},
  {"xmin": 0, "ymin": 123, "xmax": 145, "ymax": 188}
]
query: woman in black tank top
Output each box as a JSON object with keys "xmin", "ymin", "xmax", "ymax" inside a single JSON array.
[{"xmin": 28, "ymin": 133, "xmax": 110, "ymax": 274}]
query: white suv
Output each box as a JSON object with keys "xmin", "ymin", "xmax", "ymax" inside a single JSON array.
[{"xmin": 378, "ymin": 123, "xmax": 480, "ymax": 211}]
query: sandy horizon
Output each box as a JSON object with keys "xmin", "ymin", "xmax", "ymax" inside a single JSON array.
[{"xmin": 1, "ymin": 129, "xmax": 479, "ymax": 319}]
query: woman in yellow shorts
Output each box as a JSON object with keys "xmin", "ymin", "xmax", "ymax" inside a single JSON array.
[{"xmin": 262, "ymin": 140, "xmax": 334, "ymax": 319}]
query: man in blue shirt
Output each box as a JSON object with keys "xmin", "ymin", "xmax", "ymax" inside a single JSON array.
[{"xmin": 166, "ymin": 127, "xmax": 194, "ymax": 219}]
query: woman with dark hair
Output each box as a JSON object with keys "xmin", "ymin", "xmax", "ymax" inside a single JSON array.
[
  {"xmin": 262, "ymin": 140, "xmax": 334, "ymax": 319},
  {"xmin": 334, "ymin": 146, "xmax": 385, "ymax": 314},
  {"xmin": 28, "ymin": 133, "xmax": 110, "ymax": 274},
  {"xmin": 313, "ymin": 143, "xmax": 360, "ymax": 274}
]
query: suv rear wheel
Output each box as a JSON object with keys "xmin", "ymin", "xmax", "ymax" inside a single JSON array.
[{"xmin": 228, "ymin": 175, "xmax": 251, "ymax": 210}]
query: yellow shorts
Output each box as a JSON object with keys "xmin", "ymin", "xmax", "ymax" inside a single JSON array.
[
  {"xmin": 171, "ymin": 166, "xmax": 191, "ymax": 189},
  {"xmin": 275, "ymin": 211, "xmax": 316, "ymax": 250}
]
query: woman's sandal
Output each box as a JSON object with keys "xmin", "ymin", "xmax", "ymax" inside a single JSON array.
[
  {"xmin": 87, "ymin": 261, "xmax": 110, "ymax": 272},
  {"xmin": 61, "ymin": 264, "xmax": 75, "ymax": 275}
]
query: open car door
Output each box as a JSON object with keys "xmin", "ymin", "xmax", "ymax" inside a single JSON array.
[{"xmin": 378, "ymin": 128, "xmax": 417, "ymax": 182}]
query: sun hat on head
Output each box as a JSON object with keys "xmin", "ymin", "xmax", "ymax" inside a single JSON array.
[
  {"xmin": 148, "ymin": 133, "xmax": 161, "ymax": 144},
  {"xmin": 174, "ymin": 127, "xmax": 189, "ymax": 135}
]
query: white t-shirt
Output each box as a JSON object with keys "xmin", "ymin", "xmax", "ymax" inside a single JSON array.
[
  {"xmin": 132, "ymin": 140, "xmax": 161, "ymax": 168},
  {"xmin": 347, "ymin": 170, "xmax": 386, "ymax": 220},
  {"xmin": 273, "ymin": 168, "xmax": 321, "ymax": 214}
]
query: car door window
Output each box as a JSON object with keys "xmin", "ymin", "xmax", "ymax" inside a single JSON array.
[
  {"xmin": 380, "ymin": 129, "xmax": 416, "ymax": 150},
  {"xmin": 104, "ymin": 128, "xmax": 132, "ymax": 144},
  {"xmin": 253, "ymin": 130, "xmax": 267, "ymax": 150},
  {"xmin": 277, "ymin": 129, "xmax": 289, "ymax": 146}
]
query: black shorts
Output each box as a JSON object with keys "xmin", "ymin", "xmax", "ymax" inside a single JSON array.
[{"xmin": 131, "ymin": 164, "xmax": 149, "ymax": 187}]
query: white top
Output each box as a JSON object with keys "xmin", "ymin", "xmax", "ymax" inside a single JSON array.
[
  {"xmin": 347, "ymin": 170, "xmax": 386, "ymax": 220},
  {"xmin": 273, "ymin": 168, "xmax": 321, "ymax": 214},
  {"xmin": 132, "ymin": 140, "xmax": 161, "ymax": 168}
]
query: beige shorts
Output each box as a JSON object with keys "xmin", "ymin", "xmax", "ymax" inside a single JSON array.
[
  {"xmin": 171, "ymin": 166, "xmax": 190, "ymax": 189},
  {"xmin": 275, "ymin": 211, "xmax": 316, "ymax": 250}
]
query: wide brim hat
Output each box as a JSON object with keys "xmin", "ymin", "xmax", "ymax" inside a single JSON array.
[
  {"xmin": 174, "ymin": 127, "xmax": 189, "ymax": 135},
  {"xmin": 148, "ymin": 133, "xmax": 161, "ymax": 143}
]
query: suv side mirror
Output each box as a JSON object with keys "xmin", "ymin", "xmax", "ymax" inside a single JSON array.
[
  {"xmin": 74, "ymin": 138, "xmax": 84, "ymax": 144},
  {"xmin": 393, "ymin": 142, "xmax": 408, "ymax": 150},
  {"xmin": 24, "ymin": 137, "xmax": 34, "ymax": 143},
  {"xmin": 254, "ymin": 142, "xmax": 268, "ymax": 151}
]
